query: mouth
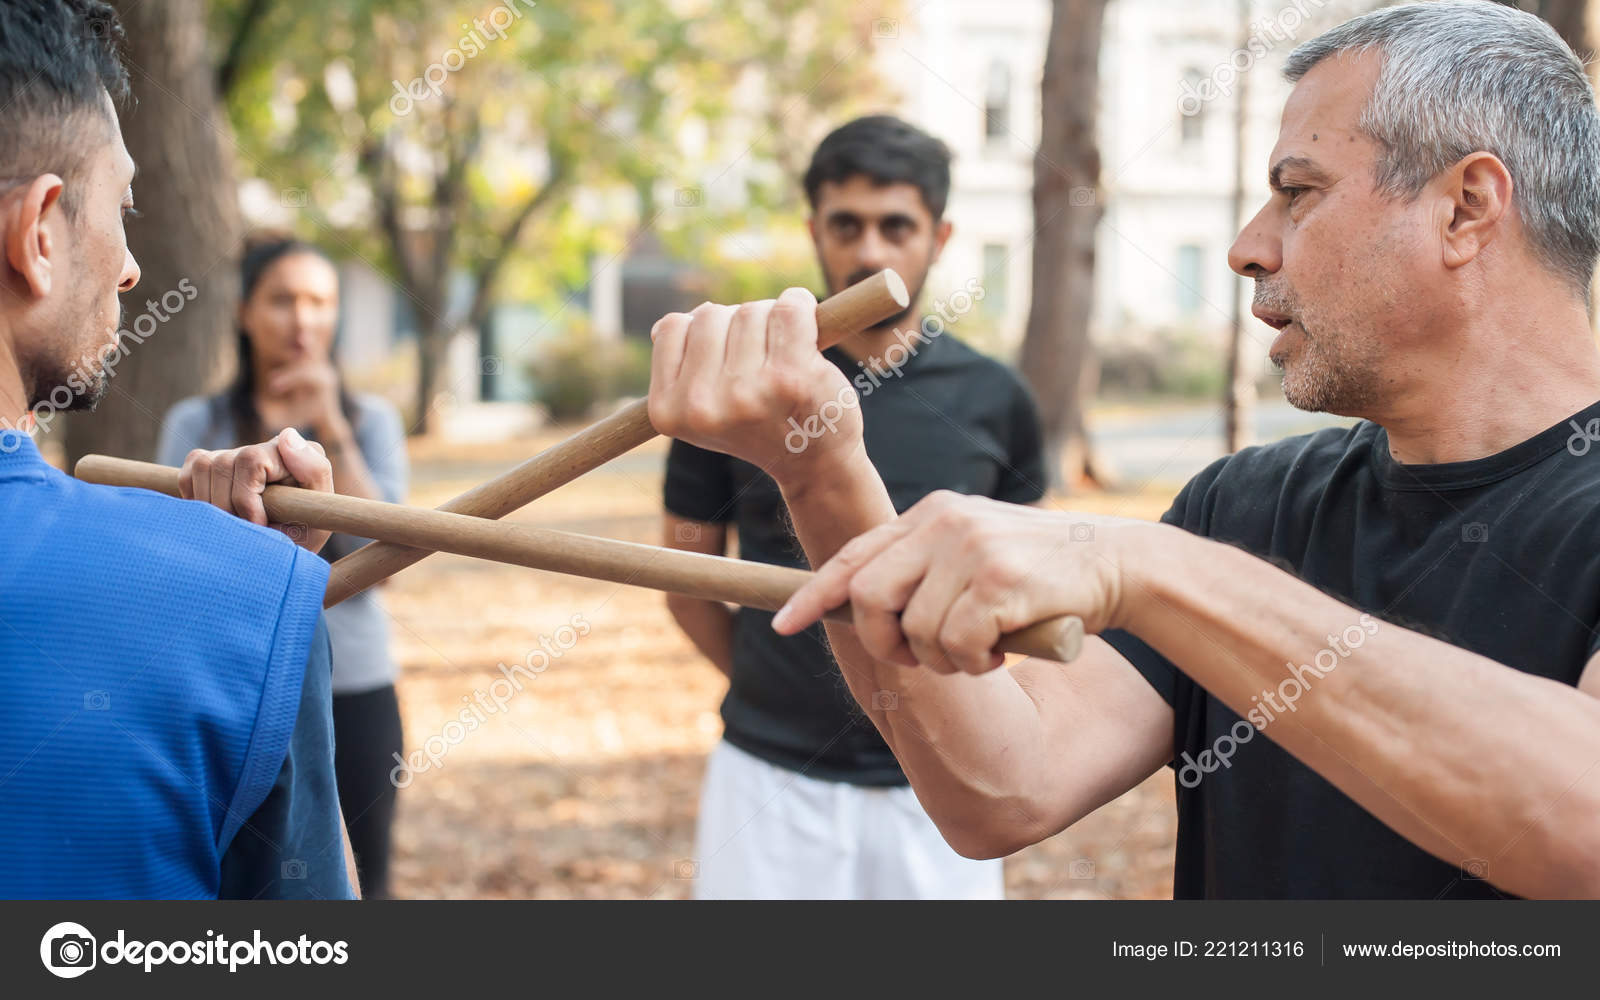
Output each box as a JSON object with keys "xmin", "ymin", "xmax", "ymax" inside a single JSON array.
[{"xmin": 1251, "ymin": 305, "xmax": 1293, "ymax": 331}]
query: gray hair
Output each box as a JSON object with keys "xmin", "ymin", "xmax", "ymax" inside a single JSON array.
[{"xmin": 1285, "ymin": 0, "xmax": 1600, "ymax": 292}]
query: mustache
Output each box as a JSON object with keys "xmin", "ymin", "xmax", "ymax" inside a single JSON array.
[{"xmin": 1252, "ymin": 280, "xmax": 1297, "ymax": 317}]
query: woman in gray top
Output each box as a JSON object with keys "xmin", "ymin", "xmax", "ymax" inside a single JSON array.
[{"xmin": 157, "ymin": 237, "xmax": 408, "ymax": 898}]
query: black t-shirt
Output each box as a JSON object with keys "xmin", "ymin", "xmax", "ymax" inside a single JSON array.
[
  {"xmin": 665, "ymin": 333, "xmax": 1047, "ymax": 785},
  {"xmin": 1103, "ymin": 399, "xmax": 1600, "ymax": 899}
]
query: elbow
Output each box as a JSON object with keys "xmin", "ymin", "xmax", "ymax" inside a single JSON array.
[{"xmin": 933, "ymin": 801, "xmax": 1055, "ymax": 861}]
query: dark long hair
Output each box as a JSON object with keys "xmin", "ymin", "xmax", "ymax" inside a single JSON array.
[{"xmin": 224, "ymin": 236, "xmax": 358, "ymax": 446}]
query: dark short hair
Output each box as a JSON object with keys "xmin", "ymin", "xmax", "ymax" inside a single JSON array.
[
  {"xmin": 0, "ymin": 0, "xmax": 129, "ymax": 214},
  {"xmin": 803, "ymin": 115, "xmax": 953, "ymax": 221}
]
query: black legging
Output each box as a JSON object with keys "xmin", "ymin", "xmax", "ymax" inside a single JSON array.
[{"xmin": 332, "ymin": 684, "xmax": 404, "ymax": 899}]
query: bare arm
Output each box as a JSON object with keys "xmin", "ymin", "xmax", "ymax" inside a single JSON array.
[
  {"xmin": 1123, "ymin": 530, "xmax": 1600, "ymax": 898},
  {"xmin": 647, "ymin": 293, "xmax": 1174, "ymax": 857},
  {"xmin": 662, "ymin": 514, "xmax": 735, "ymax": 677},
  {"xmin": 780, "ymin": 467, "xmax": 1170, "ymax": 855}
]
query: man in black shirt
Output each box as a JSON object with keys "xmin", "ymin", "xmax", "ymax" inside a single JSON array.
[
  {"xmin": 663, "ymin": 116, "xmax": 1045, "ymax": 898},
  {"xmin": 647, "ymin": 1, "xmax": 1600, "ymax": 899}
]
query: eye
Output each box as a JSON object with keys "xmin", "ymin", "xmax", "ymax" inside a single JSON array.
[
  {"xmin": 882, "ymin": 218, "xmax": 913, "ymax": 242},
  {"xmin": 1280, "ymin": 186, "xmax": 1307, "ymax": 204}
]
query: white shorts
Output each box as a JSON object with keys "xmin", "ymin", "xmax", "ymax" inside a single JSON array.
[{"xmin": 690, "ymin": 740, "xmax": 1004, "ymax": 900}]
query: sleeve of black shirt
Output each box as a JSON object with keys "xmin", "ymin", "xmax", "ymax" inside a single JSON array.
[
  {"xmin": 1099, "ymin": 455, "xmax": 1231, "ymax": 709},
  {"xmin": 994, "ymin": 377, "xmax": 1048, "ymax": 505},
  {"xmin": 664, "ymin": 437, "xmax": 737, "ymax": 523},
  {"xmin": 218, "ymin": 614, "xmax": 355, "ymax": 900}
]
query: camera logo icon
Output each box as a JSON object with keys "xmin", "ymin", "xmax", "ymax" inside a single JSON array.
[
  {"xmin": 674, "ymin": 522, "xmax": 703, "ymax": 544},
  {"xmin": 673, "ymin": 859, "xmax": 700, "ymax": 879},
  {"xmin": 871, "ymin": 690, "xmax": 900, "ymax": 711},
  {"xmin": 674, "ymin": 187, "xmax": 702, "ymax": 207},
  {"xmin": 1069, "ymin": 858, "xmax": 1096, "ymax": 880},
  {"xmin": 282, "ymin": 859, "xmax": 308, "ymax": 880},
  {"xmin": 83, "ymin": 690, "xmax": 110, "ymax": 711},
  {"xmin": 40, "ymin": 921, "xmax": 97, "ymax": 978},
  {"xmin": 1461, "ymin": 522, "xmax": 1489, "ymax": 543}
]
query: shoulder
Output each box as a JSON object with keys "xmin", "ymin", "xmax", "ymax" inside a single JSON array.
[
  {"xmin": 348, "ymin": 393, "xmax": 404, "ymax": 439},
  {"xmin": 1169, "ymin": 421, "xmax": 1375, "ymax": 527},
  {"xmin": 161, "ymin": 394, "xmax": 222, "ymax": 434},
  {"xmin": 922, "ymin": 336, "xmax": 1033, "ymax": 398},
  {"xmin": 54, "ymin": 469, "xmax": 329, "ymax": 605},
  {"xmin": 349, "ymin": 392, "xmax": 402, "ymax": 425}
]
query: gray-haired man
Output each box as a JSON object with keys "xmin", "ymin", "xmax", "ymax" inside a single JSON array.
[{"xmin": 645, "ymin": 0, "xmax": 1600, "ymax": 898}]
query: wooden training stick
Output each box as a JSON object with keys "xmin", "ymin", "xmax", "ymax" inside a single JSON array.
[
  {"xmin": 75, "ymin": 455, "xmax": 1086, "ymax": 663},
  {"xmin": 322, "ymin": 269, "xmax": 912, "ymax": 608}
]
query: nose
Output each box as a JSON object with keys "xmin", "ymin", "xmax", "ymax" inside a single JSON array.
[
  {"xmin": 118, "ymin": 247, "xmax": 140, "ymax": 293},
  {"xmin": 1228, "ymin": 202, "xmax": 1281, "ymax": 278},
  {"xmin": 856, "ymin": 226, "xmax": 890, "ymax": 272}
]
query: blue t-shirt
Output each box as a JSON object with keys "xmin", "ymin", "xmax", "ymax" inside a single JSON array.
[{"xmin": 0, "ymin": 430, "xmax": 353, "ymax": 899}]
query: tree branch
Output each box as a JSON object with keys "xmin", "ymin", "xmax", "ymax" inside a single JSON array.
[
  {"xmin": 216, "ymin": 0, "xmax": 273, "ymax": 99},
  {"xmin": 463, "ymin": 152, "xmax": 573, "ymax": 332}
]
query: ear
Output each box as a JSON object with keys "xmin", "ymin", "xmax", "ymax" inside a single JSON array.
[
  {"xmin": 930, "ymin": 218, "xmax": 953, "ymax": 263},
  {"xmin": 1441, "ymin": 152, "xmax": 1512, "ymax": 271},
  {"xmin": 3, "ymin": 174, "xmax": 65, "ymax": 298}
]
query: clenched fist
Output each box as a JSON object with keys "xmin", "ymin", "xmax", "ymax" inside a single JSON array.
[
  {"xmin": 647, "ymin": 288, "xmax": 865, "ymax": 487},
  {"xmin": 179, "ymin": 427, "xmax": 334, "ymax": 553}
]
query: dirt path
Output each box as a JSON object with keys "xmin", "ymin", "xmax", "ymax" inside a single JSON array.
[{"xmin": 383, "ymin": 431, "xmax": 1178, "ymax": 898}]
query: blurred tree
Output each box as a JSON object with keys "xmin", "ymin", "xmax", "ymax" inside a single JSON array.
[
  {"xmin": 1019, "ymin": 0, "xmax": 1109, "ymax": 491},
  {"xmin": 1498, "ymin": 0, "xmax": 1594, "ymax": 60},
  {"xmin": 222, "ymin": 0, "xmax": 896, "ymax": 433},
  {"xmin": 1225, "ymin": 0, "xmax": 1257, "ymax": 454},
  {"xmin": 63, "ymin": 0, "xmax": 244, "ymax": 467}
]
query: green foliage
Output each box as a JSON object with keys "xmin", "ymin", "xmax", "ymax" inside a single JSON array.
[{"xmin": 215, "ymin": 0, "xmax": 903, "ymax": 322}]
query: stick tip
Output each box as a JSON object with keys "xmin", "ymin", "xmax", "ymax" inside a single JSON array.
[{"xmin": 882, "ymin": 269, "xmax": 909, "ymax": 309}]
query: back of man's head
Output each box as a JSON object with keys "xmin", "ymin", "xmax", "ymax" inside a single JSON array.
[
  {"xmin": 1286, "ymin": 0, "xmax": 1600, "ymax": 294},
  {"xmin": 0, "ymin": 0, "xmax": 129, "ymax": 216},
  {"xmin": 803, "ymin": 114, "xmax": 953, "ymax": 222}
]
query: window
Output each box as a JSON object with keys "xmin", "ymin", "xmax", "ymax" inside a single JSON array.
[
  {"xmin": 1176, "ymin": 244, "xmax": 1204, "ymax": 316},
  {"xmin": 1181, "ymin": 68, "xmax": 1205, "ymax": 144},
  {"xmin": 984, "ymin": 60, "xmax": 1011, "ymax": 142},
  {"xmin": 982, "ymin": 243, "xmax": 1008, "ymax": 318}
]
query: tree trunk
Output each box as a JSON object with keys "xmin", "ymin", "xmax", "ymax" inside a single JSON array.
[
  {"xmin": 1225, "ymin": 0, "xmax": 1257, "ymax": 453},
  {"xmin": 1528, "ymin": 0, "xmax": 1593, "ymax": 59},
  {"xmin": 414, "ymin": 314, "xmax": 454, "ymax": 436},
  {"xmin": 1019, "ymin": 0, "xmax": 1109, "ymax": 492},
  {"xmin": 65, "ymin": 0, "xmax": 240, "ymax": 465}
]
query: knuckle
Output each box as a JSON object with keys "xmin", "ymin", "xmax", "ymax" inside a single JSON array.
[{"xmin": 847, "ymin": 574, "xmax": 886, "ymax": 612}]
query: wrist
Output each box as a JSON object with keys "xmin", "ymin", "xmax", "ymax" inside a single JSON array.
[
  {"xmin": 772, "ymin": 440, "xmax": 874, "ymax": 506},
  {"xmin": 315, "ymin": 413, "xmax": 355, "ymax": 450},
  {"xmin": 1111, "ymin": 521, "xmax": 1192, "ymax": 635}
]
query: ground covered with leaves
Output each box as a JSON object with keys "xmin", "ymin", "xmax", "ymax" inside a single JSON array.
[{"xmin": 383, "ymin": 431, "xmax": 1178, "ymax": 899}]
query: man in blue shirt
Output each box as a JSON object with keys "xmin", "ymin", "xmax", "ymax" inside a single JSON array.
[{"xmin": 0, "ymin": 0, "xmax": 353, "ymax": 900}]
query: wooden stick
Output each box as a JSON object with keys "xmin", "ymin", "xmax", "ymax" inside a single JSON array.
[
  {"xmin": 322, "ymin": 269, "xmax": 911, "ymax": 608},
  {"xmin": 74, "ymin": 454, "xmax": 1086, "ymax": 663}
]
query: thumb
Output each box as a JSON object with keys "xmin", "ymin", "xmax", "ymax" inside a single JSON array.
[{"xmin": 278, "ymin": 427, "xmax": 334, "ymax": 493}]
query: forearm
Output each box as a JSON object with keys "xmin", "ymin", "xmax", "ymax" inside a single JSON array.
[
  {"xmin": 317, "ymin": 415, "xmax": 383, "ymax": 501},
  {"xmin": 1127, "ymin": 527, "xmax": 1600, "ymax": 897},
  {"xmin": 777, "ymin": 451, "xmax": 1064, "ymax": 850},
  {"xmin": 667, "ymin": 596, "xmax": 736, "ymax": 677}
]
